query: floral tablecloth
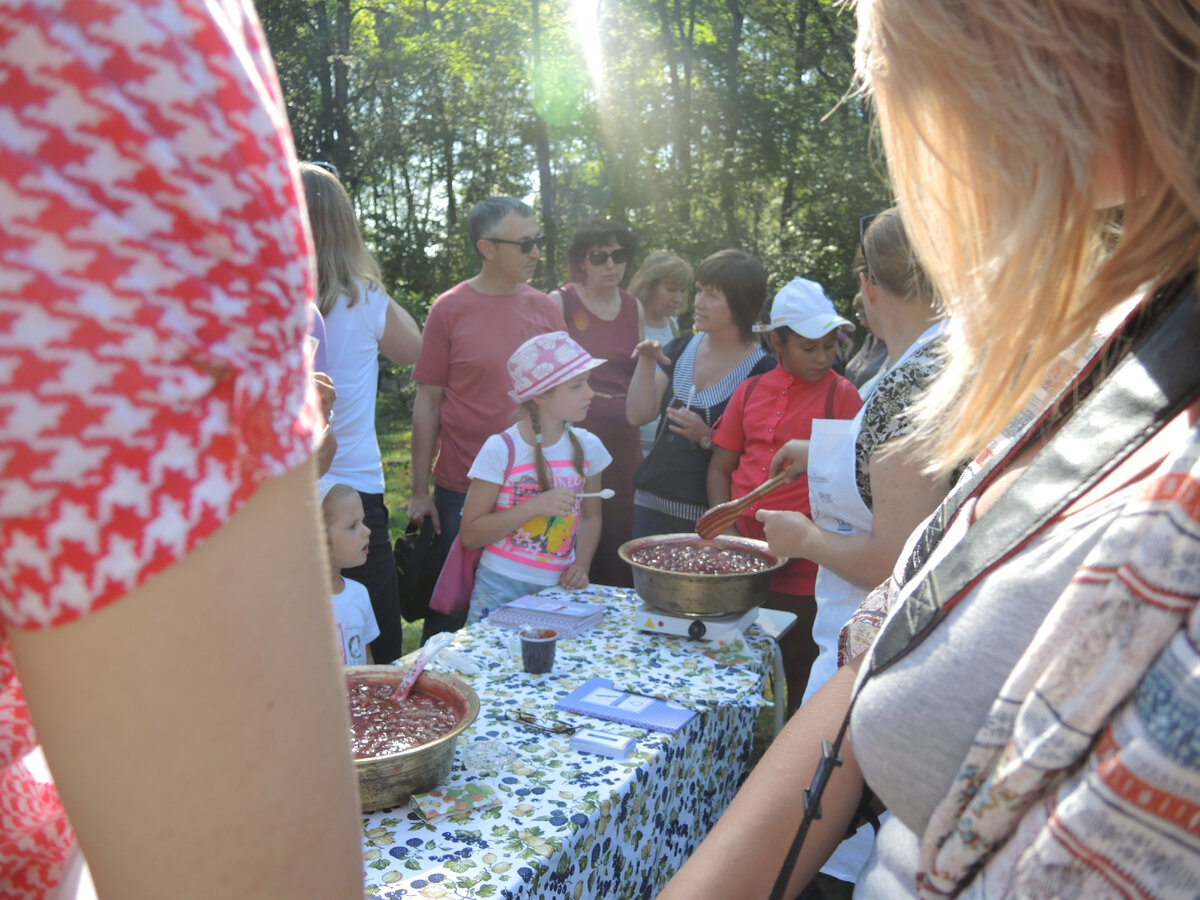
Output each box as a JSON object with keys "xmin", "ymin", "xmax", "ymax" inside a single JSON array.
[{"xmin": 362, "ymin": 586, "xmax": 778, "ymax": 899}]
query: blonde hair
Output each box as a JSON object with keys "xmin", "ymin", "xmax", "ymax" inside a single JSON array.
[
  {"xmin": 856, "ymin": 0, "xmax": 1200, "ymax": 473},
  {"xmin": 299, "ymin": 163, "xmax": 383, "ymax": 316},
  {"xmin": 320, "ymin": 482, "xmax": 359, "ymax": 523},
  {"xmin": 628, "ymin": 251, "xmax": 694, "ymax": 308},
  {"xmin": 524, "ymin": 402, "xmax": 586, "ymax": 491}
]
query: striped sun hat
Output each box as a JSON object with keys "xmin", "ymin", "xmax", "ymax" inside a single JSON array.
[{"xmin": 507, "ymin": 331, "xmax": 606, "ymax": 403}]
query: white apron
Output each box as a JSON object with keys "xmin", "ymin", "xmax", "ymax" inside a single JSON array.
[
  {"xmin": 803, "ymin": 320, "xmax": 946, "ymax": 705},
  {"xmin": 802, "ymin": 414, "xmax": 875, "ymax": 706},
  {"xmin": 802, "ymin": 412, "xmax": 878, "ymax": 882}
]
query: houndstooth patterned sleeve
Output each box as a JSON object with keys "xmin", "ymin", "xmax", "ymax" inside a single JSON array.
[{"xmin": 0, "ymin": 0, "xmax": 321, "ymax": 630}]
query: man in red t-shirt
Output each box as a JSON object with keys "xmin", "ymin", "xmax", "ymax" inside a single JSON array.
[{"xmin": 409, "ymin": 198, "xmax": 566, "ymax": 640}]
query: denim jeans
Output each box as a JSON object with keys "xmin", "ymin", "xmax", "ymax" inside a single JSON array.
[{"xmin": 467, "ymin": 564, "xmax": 549, "ymax": 625}]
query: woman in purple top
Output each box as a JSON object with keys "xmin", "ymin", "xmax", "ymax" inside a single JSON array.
[{"xmin": 550, "ymin": 218, "xmax": 644, "ymax": 587}]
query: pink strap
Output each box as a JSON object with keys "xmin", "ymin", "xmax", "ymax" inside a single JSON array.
[{"xmin": 427, "ymin": 430, "xmax": 517, "ymax": 615}]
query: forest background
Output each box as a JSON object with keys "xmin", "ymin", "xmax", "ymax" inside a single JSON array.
[{"xmin": 258, "ymin": 0, "xmax": 892, "ymax": 320}]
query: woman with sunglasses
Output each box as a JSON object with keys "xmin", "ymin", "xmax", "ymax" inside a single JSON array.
[
  {"xmin": 844, "ymin": 293, "xmax": 889, "ymax": 396},
  {"xmin": 549, "ymin": 218, "xmax": 644, "ymax": 587}
]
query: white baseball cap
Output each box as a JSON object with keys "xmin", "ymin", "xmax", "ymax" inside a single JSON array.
[{"xmin": 754, "ymin": 277, "xmax": 853, "ymax": 339}]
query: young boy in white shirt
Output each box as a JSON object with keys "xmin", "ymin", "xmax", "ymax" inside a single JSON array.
[{"xmin": 320, "ymin": 478, "xmax": 380, "ymax": 664}]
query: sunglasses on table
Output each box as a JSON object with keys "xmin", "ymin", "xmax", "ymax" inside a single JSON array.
[
  {"xmin": 484, "ymin": 234, "xmax": 547, "ymax": 254},
  {"xmin": 506, "ymin": 709, "xmax": 577, "ymax": 736},
  {"xmin": 586, "ymin": 248, "xmax": 630, "ymax": 266}
]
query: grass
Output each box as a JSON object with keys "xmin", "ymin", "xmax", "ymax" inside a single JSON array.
[{"xmin": 374, "ymin": 377, "xmax": 778, "ymax": 763}]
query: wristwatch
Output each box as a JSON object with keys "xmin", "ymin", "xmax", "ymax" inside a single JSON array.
[{"xmin": 698, "ymin": 433, "xmax": 712, "ymax": 450}]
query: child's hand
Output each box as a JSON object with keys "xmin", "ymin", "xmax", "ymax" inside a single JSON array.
[
  {"xmin": 529, "ymin": 487, "xmax": 577, "ymax": 520},
  {"xmin": 559, "ymin": 564, "xmax": 589, "ymax": 590},
  {"xmin": 755, "ymin": 508, "xmax": 818, "ymax": 559}
]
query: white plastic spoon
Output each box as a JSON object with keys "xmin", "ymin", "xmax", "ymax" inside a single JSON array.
[{"xmin": 579, "ymin": 489, "xmax": 615, "ymax": 499}]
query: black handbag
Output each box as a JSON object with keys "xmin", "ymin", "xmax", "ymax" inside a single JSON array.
[{"xmin": 394, "ymin": 518, "xmax": 437, "ymax": 623}]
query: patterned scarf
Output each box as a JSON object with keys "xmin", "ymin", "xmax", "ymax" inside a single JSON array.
[
  {"xmin": 917, "ymin": 431, "xmax": 1200, "ymax": 898},
  {"xmin": 840, "ymin": 292, "xmax": 1200, "ymax": 896}
]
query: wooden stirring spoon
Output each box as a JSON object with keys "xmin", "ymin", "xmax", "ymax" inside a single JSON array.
[{"xmin": 694, "ymin": 470, "xmax": 789, "ymax": 540}]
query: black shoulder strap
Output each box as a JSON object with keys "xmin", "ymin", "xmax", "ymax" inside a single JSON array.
[
  {"xmin": 872, "ymin": 279, "xmax": 1199, "ymax": 675},
  {"xmin": 741, "ymin": 372, "xmax": 764, "ymax": 407},
  {"xmin": 824, "ymin": 375, "xmax": 839, "ymax": 418},
  {"xmin": 553, "ymin": 283, "xmax": 580, "ymax": 326}
]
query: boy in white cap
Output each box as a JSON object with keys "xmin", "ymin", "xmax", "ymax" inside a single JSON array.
[
  {"xmin": 707, "ymin": 277, "xmax": 862, "ymax": 713},
  {"xmin": 458, "ymin": 332, "xmax": 613, "ymax": 624}
]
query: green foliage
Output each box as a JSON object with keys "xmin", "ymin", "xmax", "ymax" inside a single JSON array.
[{"xmin": 258, "ymin": 0, "xmax": 892, "ymax": 320}]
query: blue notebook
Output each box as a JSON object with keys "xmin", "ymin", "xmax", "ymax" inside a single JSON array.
[{"xmin": 554, "ymin": 677, "xmax": 697, "ymax": 734}]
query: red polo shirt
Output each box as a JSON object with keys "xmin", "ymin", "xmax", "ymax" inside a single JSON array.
[{"xmin": 711, "ymin": 367, "xmax": 861, "ymax": 595}]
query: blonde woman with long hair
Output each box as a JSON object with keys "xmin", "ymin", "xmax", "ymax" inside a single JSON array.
[
  {"xmin": 300, "ymin": 162, "xmax": 422, "ymax": 663},
  {"xmin": 663, "ymin": 1, "xmax": 1200, "ymax": 897}
]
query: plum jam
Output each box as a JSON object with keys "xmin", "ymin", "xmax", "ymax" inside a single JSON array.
[
  {"xmin": 630, "ymin": 541, "xmax": 772, "ymax": 575},
  {"xmin": 348, "ymin": 678, "xmax": 459, "ymax": 759}
]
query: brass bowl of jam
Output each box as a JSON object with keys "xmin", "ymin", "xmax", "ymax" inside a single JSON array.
[
  {"xmin": 618, "ymin": 533, "xmax": 786, "ymax": 617},
  {"xmin": 346, "ymin": 665, "xmax": 479, "ymax": 812}
]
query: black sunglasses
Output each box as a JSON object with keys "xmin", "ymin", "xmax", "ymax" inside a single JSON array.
[
  {"xmin": 586, "ymin": 248, "xmax": 630, "ymax": 266},
  {"xmin": 859, "ymin": 213, "xmax": 880, "ymax": 280},
  {"xmin": 506, "ymin": 709, "xmax": 577, "ymax": 736},
  {"xmin": 485, "ymin": 234, "xmax": 546, "ymax": 254},
  {"xmin": 309, "ymin": 160, "xmax": 340, "ymax": 178}
]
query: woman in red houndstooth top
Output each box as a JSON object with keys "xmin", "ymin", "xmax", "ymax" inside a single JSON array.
[{"xmin": 0, "ymin": 2, "xmax": 363, "ymax": 897}]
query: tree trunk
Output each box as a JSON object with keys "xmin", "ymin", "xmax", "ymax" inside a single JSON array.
[
  {"xmin": 333, "ymin": 0, "xmax": 354, "ymax": 178},
  {"xmin": 417, "ymin": 0, "xmax": 457, "ymax": 229},
  {"xmin": 658, "ymin": 0, "xmax": 696, "ymax": 226},
  {"xmin": 779, "ymin": 0, "xmax": 809, "ymax": 248},
  {"xmin": 720, "ymin": 0, "xmax": 744, "ymax": 246},
  {"xmin": 531, "ymin": 0, "xmax": 558, "ymax": 285}
]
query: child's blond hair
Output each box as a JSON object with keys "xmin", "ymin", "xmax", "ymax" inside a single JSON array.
[{"xmin": 319, "ymin": 481, "xmax": 358, "ymax": 526}]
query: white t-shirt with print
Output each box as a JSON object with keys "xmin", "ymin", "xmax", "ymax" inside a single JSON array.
[
  {"xmin": 469, "ymin": 425, "xmax": 611, "ymax": 585},
  {"xmin": 331, "ymin": 577, "xmax": 379, "ymax": 665}
]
